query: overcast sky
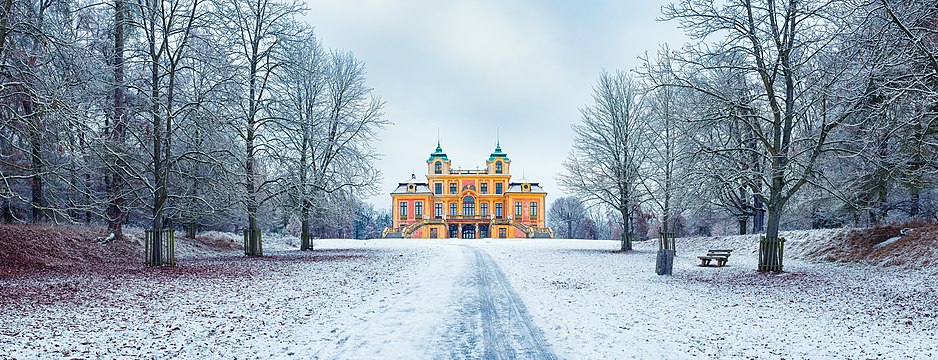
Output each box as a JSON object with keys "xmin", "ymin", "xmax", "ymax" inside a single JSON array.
[{"xmin": 302, "ymin": 1, "xmax": 689, "ymax": 210}]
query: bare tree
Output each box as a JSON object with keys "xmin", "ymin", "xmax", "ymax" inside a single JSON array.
[
  {"xmin": 106, "ymin": 0, "xmax": 127, "ymax": 238},
  {"xmin": 215, "ymin": 0, "xmax": 301, "ymax": 255},
  {"xmin": 638, "ymin": 47, "xmax": 696, "ymax": 237},
  {"xmin": 275, "ymin": 39, "xmax": 386, "ymax": 249},
  {"xmin": 662, "ymin": 0, "xmax": 874, "ymax": 271},
  {"xmin": 558, "ymin": 70, "xmax": 648, "ymax": 251},
  {"xmin": 546, "ymin": 196, "xmax": 587, "ymax": 239}
]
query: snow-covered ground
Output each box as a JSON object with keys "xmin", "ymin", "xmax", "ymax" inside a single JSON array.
[
  {"xmin": 480, "ymin": 238, "xmax": 938, "ymax": 359},
  {"xmin": 2, "ymin": 234, "xmax": 937, "ymax": 359}
]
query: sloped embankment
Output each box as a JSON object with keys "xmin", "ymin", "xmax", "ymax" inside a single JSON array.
[
  {"xmin": 0, "ymin": 225, "xmax": 249, "ymax": 278},
  {"xmin": 803, "ymin": 223, "xmax": 938, "ymax": 269},
  {"xmin": 663, "ymin": 223, "xmax": 938, "ymax": 271},
  {"xmin": 0, "ymin": 224, "xmax": 138, "ymax": 277}
]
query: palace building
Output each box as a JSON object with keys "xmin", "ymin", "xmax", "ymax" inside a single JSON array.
[{"xmin": 382, "ymin": 142, "xmax": 553, "ymax": 239}]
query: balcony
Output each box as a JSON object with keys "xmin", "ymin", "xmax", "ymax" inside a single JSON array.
[{"xmin": 447, "ymin": 215, "xmax": 489, "ymax": 221}]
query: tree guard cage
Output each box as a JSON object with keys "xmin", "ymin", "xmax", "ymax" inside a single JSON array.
[
  {"xmin": 656, "ymin": 231, "xmax": 676, "ymax": 275},
  {"xmin": 244, "ymin": 229, "xmax": 263, "ymax": 256},
  {"xmin": 145, "ymin": 229, "xmax": 175, "ymax": 266},
  {"xmin": 758, "ymin": 236, "xmax": 785, "ymax": 272}
]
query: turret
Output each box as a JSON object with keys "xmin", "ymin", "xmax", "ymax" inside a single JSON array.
[
  {"xmin": 427, "ymin": 141, "xmax": 451, "ymax": 175},
  {"xmin": 486, "ymin": 141, "xmax": 510, "ymax": 174}
]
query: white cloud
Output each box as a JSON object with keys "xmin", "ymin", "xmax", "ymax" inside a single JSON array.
[{"xmin": 301, "ymin": 0, "xmax": 689, "ymax": 209}]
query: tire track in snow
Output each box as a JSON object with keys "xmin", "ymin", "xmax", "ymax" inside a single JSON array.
[{"xmin": 436, "ymin": 245, "xmax": 557, "ymax": 359}]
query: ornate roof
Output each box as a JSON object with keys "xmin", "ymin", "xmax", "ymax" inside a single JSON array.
[
  {"xmin": 391, "ymin": 174, "xmax": 431, "ymax": 194},
  {"xmin": 487, "ymin": 141, "xmax": 510, "ymax": 162},
  {"xmin": 427, "ymin": 141, "xmax": 450, "ymax": 162}
]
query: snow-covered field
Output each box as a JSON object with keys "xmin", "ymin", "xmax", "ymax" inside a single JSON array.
[{"xmin": 2, "ymin": 234, "xmax": 937, "ymax": 359}]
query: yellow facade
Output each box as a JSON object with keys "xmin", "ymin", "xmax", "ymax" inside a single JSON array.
[{"xmin": 382, "ymin": 142, "xmax": 553, "ymax": 239}]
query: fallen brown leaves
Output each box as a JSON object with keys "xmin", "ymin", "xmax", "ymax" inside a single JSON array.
[
  {"xmin": 0, "ymin": 224, "xmax": 139, "ymax": 279},
  {"xmin": 801, "ymin": 220, "xmax": 938, "ymax": 270}
]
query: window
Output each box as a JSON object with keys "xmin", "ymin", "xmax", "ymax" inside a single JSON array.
[
  {"xmin": 450, "ymin": 203, "xmax": 457, "ymax": 216},
  {"xmin": 435, "ymin": 203, "xmax": 443, "ymax": 218},
  {"xmin": 463, "ymin": 196, "xmax": 475, "ymax": 216},
  {"xmin": 515, "ymin": 202, "xmax": 522, "ymax": 217},
  {"xmin": 449, "ymin": 225, "xmax": 458, "ymax": 238},
  {"xmin": 495, "ymin": 161, "xmax": 503, "ymax": 174},
  {"xmin": 399, "ymin": 201, "xmax": 408, "ymax": 217},
  {"xmin": 434, "ymin": 161, "xmax": 442, "ymax": 174},
  {"xmin": 495, "ymin": 183, "xmax": 503, "ymax": 194},
  {"xmin": 530, "ymin": 202, "xmax": 537, "ymax": 220},
  {"xmin": 449, "ymin": 182, "xmax": 457, "ymax": 194},
  {"xmin": 495, "ymin": 203, "xmax": 503, "ymax": 218},
  {"xmin": 435, "ymin": 183, "xmax": 443, "ymax": 194},
  {"xmin": 480, "ymin": 182, "xmax": 488, "ymax": 194},
  {"xmin": 480, "ymin": 203, "xmax": 488, "ymax": 216},
  {"xmin": 415, "ymin": 201, "xmax": 423, "ymax": 217}
]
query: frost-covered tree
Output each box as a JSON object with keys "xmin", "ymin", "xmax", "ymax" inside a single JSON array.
[
  {"xmin": 662, "ymin": 0, "xmax": 877, "ymax": 271},
  {"xmin": 546, "ymin": 196, "xmax": 587, "ymax": 239},
  {"xmin": 273, "ymin": 30, "xmax": 386, "ymax": 250},
  {"xmin": 558, "ymin": 71, "xmax": 648, "ymax": 251},
  {"xmin": 215, "ymin": 0, "xmax": 302, "ymax": 255}
]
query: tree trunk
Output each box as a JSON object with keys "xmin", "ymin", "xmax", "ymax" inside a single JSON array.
[
  {"xmin": 566, "ymin": 220, "xmax": 572, "ymax": 239},
  {"xmin": 752, "ymin": 196, "xmax": 765, "ymax": 233},
  {"xmin": 301, "ymin": 217, "xmax": 311, "ymax": 251},
  {"xmin": 27, "ymin": 107, "xmax": 45, "ymax": 222},
  {"xmin": 759, "ymin": 187, "xmax": 784, "ymax": 272},
  {"xmin": 107, "ymin": 0, "xmax": 126, "ymax": 239},
  {"xmin": 2, "ymin": 200, "xmax": 11, "ymax": 223},
  {"xmin": 737, "ymin": 216, "xmax": 747, "ymax": 235},
  {"xmin": 84, "ymin": 173, "xmax": 91, "ymax": 224},
  {"xmin": 620, "ymin": 208, "xmax": 632, "ymax": 251}
]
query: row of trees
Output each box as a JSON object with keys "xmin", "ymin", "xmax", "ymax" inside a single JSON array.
[
  {"xmin": 559, "ymin": 0, "xmax": 937, "ymax": 270},
  {"xmin": 0, "ymin": 0, "xmax": 386, "ymax": 255}
]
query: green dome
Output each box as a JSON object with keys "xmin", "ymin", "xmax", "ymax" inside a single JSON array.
[
  {"xmin": 487, "ymin": 142, "xmax": 510, "ymax": 162},
  {"xmin": 427, "ymin": 141, "xmax": 449, "ymax": 162}
]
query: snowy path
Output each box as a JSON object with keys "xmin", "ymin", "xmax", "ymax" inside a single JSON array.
[
  {"xmin": 310, "ymin": 242, "xmax": 557, "ymax": 359},
  {"xmin": 434, "ymin": 245, "xmax": 557, "ymax": 359},
  {"xmin": 7, "ymin": 237, "xmax": 933, "ymax": 359},
  {"xmin": 308, "ymin": 244, "xmax": 465, "ymax": 359}
]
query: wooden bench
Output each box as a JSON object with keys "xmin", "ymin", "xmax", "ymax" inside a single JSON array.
[{"xmin": 698, "ymin": 249, "xmax": 733, "ymax": 267}]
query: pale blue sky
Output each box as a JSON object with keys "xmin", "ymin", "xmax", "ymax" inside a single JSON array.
[{"xmin": 302, "ymin": 1, "xmax": 689, "ymax": 209}]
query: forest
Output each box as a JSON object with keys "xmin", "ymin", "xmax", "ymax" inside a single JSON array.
[
  {"xmin": 0, "ymin": 0, "xmax": 391, "ymax": 252},
  {"xmin": 548, "ymin": 0, "xmax": 937, "ymax": 268},
  {"xmin": 1, "ymin": 0, "xmax": 935, "ymax": 267}
]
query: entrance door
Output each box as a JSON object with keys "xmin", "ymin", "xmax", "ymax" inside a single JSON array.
[
  {"xmin": 449, "ymin": 225, "xmax": 458, "ymax": 238},
  {"xmin": 462, "ymin": 224, "xmax": 476, "ymax": 239},
  {"xmin": 479, "ymin": 225, "xmax": 489, "ymax": 238}
]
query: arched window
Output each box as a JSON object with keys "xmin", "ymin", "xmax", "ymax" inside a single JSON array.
[
  {"xmin": 495, "ymin": 161, "xmax": 503, "ymax": 174},
  {"xmin": 463, "ymin": 196, "xmax": 475, "ymax": 216},
  {"xmin": 434, "ymin": 161, "xmax": 442, "ymax": 174}
]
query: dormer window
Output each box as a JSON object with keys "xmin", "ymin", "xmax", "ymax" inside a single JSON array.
[
  {"xmin": 495, "ymin": 161, "xmax": 503, "ymax": 174},
  {"xmin": 434, "ymin": 161, "xmax": 442, "ymax": 174}
]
